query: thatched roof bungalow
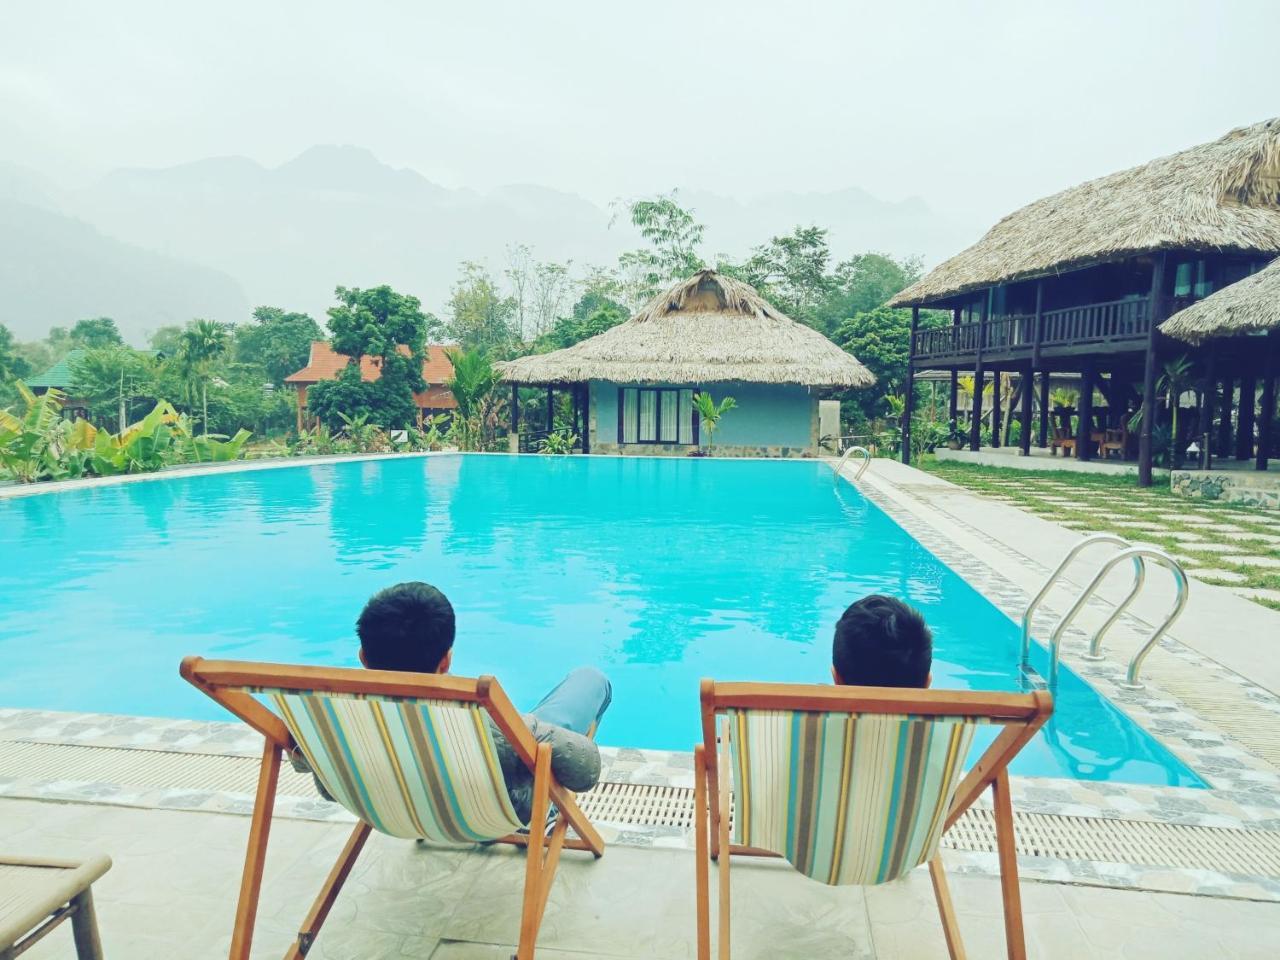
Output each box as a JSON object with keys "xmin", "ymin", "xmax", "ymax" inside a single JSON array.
[
  {"xmin": 496, "ymin": 270, "xmax": 873, "ymax": 457},
  {"xmin": 894, "ymin": 117, "xmax": 1280, "ymax": 481}
]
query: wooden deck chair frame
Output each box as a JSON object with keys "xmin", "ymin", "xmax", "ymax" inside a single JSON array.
[
  {"xmin": 693, "ymin": 680, "xmax": 1052, "ymax": 960},
  {"xmin": 181, "ymin": 657, "xmax": 605, "ymax": 960}
]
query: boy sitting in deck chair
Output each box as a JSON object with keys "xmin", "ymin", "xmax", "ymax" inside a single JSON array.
[
  {"xmin": 832, "ymin": 593, "xmax": 932, "ymax": 690},
  {"xmin": 291, "ymin": 581, "xmax": 611, "ymax": 825}
]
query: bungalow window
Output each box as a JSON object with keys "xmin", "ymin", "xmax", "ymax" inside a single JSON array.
[{"xmin": 618, "ymin": 388, "xmax": 697, "ymax": 444}]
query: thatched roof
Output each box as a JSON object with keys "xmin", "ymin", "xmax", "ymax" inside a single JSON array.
[
  {"xmin": 890, "ymin": 118, "xmax": 1280, "ymax": 307},
  {"xmin": 496, "ymin": 271, "xmax": 875, "ymax": 387},
  {"xmin": 1161, "ymin": 257, "xmax": 1280, "ymax": 343}
]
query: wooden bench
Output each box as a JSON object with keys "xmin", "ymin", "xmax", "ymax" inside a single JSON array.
[{"xmin": 0, "ymin": 854, "xmax": 111, "ymax": 959}]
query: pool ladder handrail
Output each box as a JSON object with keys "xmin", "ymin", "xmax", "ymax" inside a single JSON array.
[
  {"xmin": 1047, "ymin": 546, "xmax": 1188, "ymax": 690},
  {"xmin": 1019, "ymin": 533, "xmax": 1138, "ymax": 672},
  {"xmin": 833, "ymin": 445, "xmax": 872, "ymax": 483}
]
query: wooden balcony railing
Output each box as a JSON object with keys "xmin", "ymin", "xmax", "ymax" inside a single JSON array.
[{"xmin": 911, "ymin": 297, "xmax": 1152, "ymax": 359}]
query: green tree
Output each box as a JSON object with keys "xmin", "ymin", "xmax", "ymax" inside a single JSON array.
[
  {"xmin": 69, "ymin": 317, "xmax": 125, "ymax": 349},
  {"xmin": 235, "ymin": 306, "xmax": 323, "ymax": 385},
  {"xmin": 310, "ymin": 285, "xmax": 432, "ymax": 430},
  {"xmin": 447, "ymin": 263, "xmax": 518, "ymax": 354},
  {"xmin": 812, "ymin": 253, "xmax": 924, "ymax": 337},
  {"xmin": 69, "ymin": 346, "xmax": 156, "ymax": 431},
  {"xmin": 0, "ymin": 323, "xmax": 31, "ymax": 383},
  {"xmin": 834, "ymin": 305, "xmax": 947, "ymax": 423},
  {"xmin": 148, "ymin": 325, "xmax": 186, "ymax": 357},
  {"xmin": 535, "ymin": 295, "xmax": 629, "ymax": 352},
  {"xmin": 614, "ymin": 192, "xmax": 706, "ymax": 302},
  {"xmin": 737, "ymin": 226, "xmax": 834, "ymax": 323},
  {"xmin": 176, "ymin": 319, "xmax": 231, "ymax": 435}
]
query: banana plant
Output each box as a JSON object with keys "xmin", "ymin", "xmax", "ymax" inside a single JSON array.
[{"xmin": 0, "ymin": 383, "xmax": 91, "ymax": 482}]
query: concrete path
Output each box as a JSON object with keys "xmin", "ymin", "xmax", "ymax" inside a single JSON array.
[{"xmin": 5, "ymin": 797, "xmax": 1278, "ymax": 959}]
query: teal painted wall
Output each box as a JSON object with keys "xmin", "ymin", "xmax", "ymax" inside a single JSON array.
[{"xmin": 589, "ymin": 381, "xmax": 815, "ymax": 452}]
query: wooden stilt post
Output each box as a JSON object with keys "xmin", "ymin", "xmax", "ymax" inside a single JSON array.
[
  {"xmin": 1076, "ymin": 362, "xmax": 1095, "ymax": 461},
  {"xmin": 1238, "ymin": 375, "xmax": 1257, "ymax": 460},
  {"xmin": 510, "ymin": 384, "xmax": 520, "ymax": 452},
  {"xmin": 949, "ymin": 308, "xmax": 961, "ymax": 432},
  {"xmin": 970, "ymin": 293, "xmax": 989, "ymax": 451},
  {"xmin": 1037, "ymin": 372, "xmax": 1050, "ymax": 448},
  {"xmin": 545, "ymin": 386, "xmax": 554, "ymax": 432},
  {"xmin": 903, "ymin": 307, "xmax": 919, "ymax": 464},
  {"xmin": 1217, "ymin": 373, "xmax": 1234, "ymax": 458},
  {"xmin": 1258, "ymin": 332, "xmax": 1277, "ymax": 471},
  {"xmin": 1019, "ymin": 365, "xmax": 1033, "ymax": 456},
  {"xmin": 1199, "ymin": 353, "xmax": 1216, "ymax": 466},
  {"xmin": 1138, "ymin": 254, "xmax": 1167, "ymax": 486}
]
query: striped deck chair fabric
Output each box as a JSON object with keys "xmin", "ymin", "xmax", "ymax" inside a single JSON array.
[
  {"xmin": 724, "ymin": 708, "xmax": 981, "ymax": 886},
  {"xmin": 258, "ymin": 688, "xmax": 523, "ymax": 843}
]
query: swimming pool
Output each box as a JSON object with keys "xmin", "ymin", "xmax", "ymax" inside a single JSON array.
[{"xmin": 0, "ymin": 454, "xmax": 1203, "ymax": 786}]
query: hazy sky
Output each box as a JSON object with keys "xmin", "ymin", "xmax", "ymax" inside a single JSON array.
[{"xmin": 2, "ymin": 0, "xmax": 1278, "ymax": 232}]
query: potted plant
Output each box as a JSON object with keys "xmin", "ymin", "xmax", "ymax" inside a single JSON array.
[{"xmin": 692, "ymin": 391, "xmax": 737, "ymax": 455}]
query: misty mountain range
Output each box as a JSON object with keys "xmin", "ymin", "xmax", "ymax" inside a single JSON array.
[{"xmin": 0, "ymin": 146, "xmax": 968, "ymax": 345}]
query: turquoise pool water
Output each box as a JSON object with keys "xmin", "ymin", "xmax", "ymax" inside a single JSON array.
[{"xmin": 0, "ymin": 455, "xmax": 1203, "ymax": 786}]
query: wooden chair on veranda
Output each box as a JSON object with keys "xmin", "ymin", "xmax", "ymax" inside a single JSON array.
[
  {"xmin": 693, "ymin": 680, "xmax": 1053, "ymax": 960},
  {"xmin": 180, "ymin": 657, "xmax": 605, "ymax": 960}
]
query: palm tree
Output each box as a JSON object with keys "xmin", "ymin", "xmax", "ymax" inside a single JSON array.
[
  {"xmin": 693, "ymin": 391, "xmax": 737, "ymax": 454},
  {"xmin": 1158, "ymin": 354, "xmax": 1196, "ymax": 466},
  {"xmin": 177, "ymin": 320, "xmax": 230, "ymax": 435},
  {"xmin": 445, "ymin": 348, "xmax": 501, "ymax": 450}
]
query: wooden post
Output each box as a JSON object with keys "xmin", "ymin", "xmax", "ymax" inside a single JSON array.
[
  {"xmin": 1237, "ymin": 375, "xmax": 1256, "ymax": 460},
  {"xmin": 970, "ymin": 293, "xmax": 989, "ymax": 451},
  {"xmin": 545, "ymin": 386, "xmax": 554, "ymax": 432},
  {"xmin": 1216, "ymin": 373, "xmax": 1234, "ymax": 458},
  {"xmin": 1037, "ymin": 373, "xmax": 1050, "ymax": 448},
  {"xmin": 1076, "ymin": 362, "xmax": 1095, "ymax": 461},
  {"xmin": 1258, "ymin": 332, "xmax": 1277, "ymax": 471},
  {"xmin": 510, "ymin": 384, "xmax": 520, "ymax": 453},
  {"xmin": 1138, "ymin": 254, "xmax": 1166, "ymax": 486},
  {"xmin": 1031, "ymin": 280, "xmax": 1044, "ymax": 369},
  {"xmin": 991, "ymin": 369, "xmax": 1002, "ymax": 448},
  {"xmin": 1019, "ymin": 366, "xmax": 1033, "ymax": 456},
  {"xmin": 1199, "ymin": 353, "xmax": 1216, "ymax": 465},
  {"xmin": 581, "ymin": 383, "xmax": 591, "ymax": 454},
  {"xmin": 903, "ymin": 306, "xmax": 919, "ymax": 464}
]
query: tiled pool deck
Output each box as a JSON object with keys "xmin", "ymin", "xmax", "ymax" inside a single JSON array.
[{"xmin": 4, "ymin": 452, "xmax": 1280, "ymax": 957}]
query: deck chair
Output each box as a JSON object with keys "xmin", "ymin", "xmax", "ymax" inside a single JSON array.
[
  {"xmin": 181, "ymin": 657, "xmax": 605, "ymax": 960},
  {"xmin": 693, "ymin": 681, "xmax": 1052, "ymax": 960}
]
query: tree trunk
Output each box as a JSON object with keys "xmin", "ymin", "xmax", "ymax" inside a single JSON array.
[{"xmin": 202, "ymin": 383, "xmax": 209, "ymax": 436}]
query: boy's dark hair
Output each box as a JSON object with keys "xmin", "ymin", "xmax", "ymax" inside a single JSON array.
[
  {"xmin": 356, "ymin": 582, "xmax": 455, "ymax": 673},
  {"xmin": 833, "ymin": 594, "xmax": 932, "ymax": 688}
]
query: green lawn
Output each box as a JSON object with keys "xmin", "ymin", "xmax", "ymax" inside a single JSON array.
[{"xmin": 919, "ymin": 458, "xmax": 1280, "ymax": 611}]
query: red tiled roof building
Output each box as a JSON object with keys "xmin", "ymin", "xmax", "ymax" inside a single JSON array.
[{"xmin": 285, "ymin": 341, "xmax": 457, "ymax": 431}]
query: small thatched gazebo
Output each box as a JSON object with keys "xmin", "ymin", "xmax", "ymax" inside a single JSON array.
[{"xmin": 496, "ymin": 270, "xmax": 873, "ymax": 457}]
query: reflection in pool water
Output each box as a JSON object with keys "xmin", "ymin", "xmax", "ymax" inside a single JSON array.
[{"xmin": 0, "ymin": 455, "xmax": 1204, "ymax": 787}]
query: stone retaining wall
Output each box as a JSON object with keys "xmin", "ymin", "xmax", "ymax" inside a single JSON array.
[{"xmin": 1170, "ymin": 469, "xmax": 1280, "ymax": 510}]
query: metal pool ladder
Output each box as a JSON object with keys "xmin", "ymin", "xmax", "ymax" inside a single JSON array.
[
  {"xmin": 1019, "ymin": 533, "xmax": 1189, "ymax": 690},
  {"xmin": 832, "ymin": 444, "xmax": 871, "ymax": 483}
]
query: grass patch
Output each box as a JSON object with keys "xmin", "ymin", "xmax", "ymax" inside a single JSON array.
[{"xmin": 919, "ymin": 457, "xmax": 1280, "ymax": 611}]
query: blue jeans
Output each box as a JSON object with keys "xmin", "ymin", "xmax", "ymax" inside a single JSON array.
[{"xmin": 527, "ymin": 666, "xmax": 612, "ymax": 736}]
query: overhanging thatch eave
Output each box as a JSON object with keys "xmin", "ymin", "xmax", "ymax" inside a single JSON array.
[
  {"xmin": 1160, "ymin": 257, "xmax": 1280, "ymax": 343},
  {"xmin": 890, "ymin": 117, "xmax": 1280, "ymax": 307}
]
